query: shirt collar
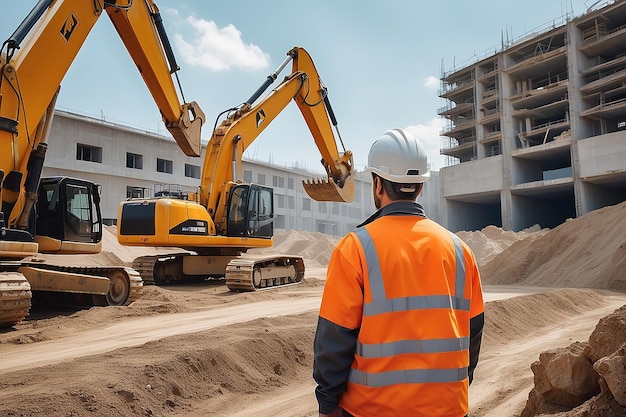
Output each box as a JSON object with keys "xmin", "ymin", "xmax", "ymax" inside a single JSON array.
[{"xmin": 357, "ymin": 201, "xmax": 427, "ymax": 228}]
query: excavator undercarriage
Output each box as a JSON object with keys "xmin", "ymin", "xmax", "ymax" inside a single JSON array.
[
  {"xmin": 0, "ymin": 261, "xmax": 142, "ymax": 327},
  {"xmin": 131, "ymin": 250, "xmax": 304, "ymax": 292}
]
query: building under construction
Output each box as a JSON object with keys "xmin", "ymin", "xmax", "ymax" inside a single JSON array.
[{"xmin": 439, "ymin": 0, "xmax": 626, "ymax": 231}]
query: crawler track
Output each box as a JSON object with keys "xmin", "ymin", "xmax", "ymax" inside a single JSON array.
[
  {"xmin": 131, "ymin": 254, "xmax": 189, "ymax": 285},
  {"xmin": 131, "ymin": 255, "xmax": 161, "ymax": 285},
  {"xmin": 225, "ymin": 255, "xmax": 305, "ymax": 292},
  {"xmin": 132, "ymin": 253, "xmax": 305, "ymax": 292},
  {"xmin": 0, "ymin": 265, "xmax": 142, "ymax": 328},
  {"xmin": 23, "ymin": 263, "xmax": 143, "ymax": 306},
  {"xmin": 0, "ymin": 272, "xmax": 32, "ymax": 327}
]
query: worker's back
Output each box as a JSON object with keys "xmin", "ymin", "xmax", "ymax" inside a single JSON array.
[{"xmin": 319, "ymin": 212, "xmax": 483, "ymax": 416}]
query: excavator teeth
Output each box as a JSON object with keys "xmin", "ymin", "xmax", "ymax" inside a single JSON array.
[{"xmin": 302, "ymin": 174, "xmax": 355, "ymax": 203}]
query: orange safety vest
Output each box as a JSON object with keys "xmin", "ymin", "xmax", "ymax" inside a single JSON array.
[{"xmin": 318, "ymin": 213, "xmax": 484, "ymax": 417}]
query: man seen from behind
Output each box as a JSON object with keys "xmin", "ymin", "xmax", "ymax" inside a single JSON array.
[{"xmin": 313, "ymin": 128, "xmax": 485, "ymax": 417}]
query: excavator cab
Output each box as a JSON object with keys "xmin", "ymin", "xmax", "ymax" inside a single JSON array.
[
  {"xmin": 226, "ymin": 183, "xmax": 273, "ymax": 239},
  {"xmin": 35, "ymin": 177, "xmax": 102, "ymax": 253}
]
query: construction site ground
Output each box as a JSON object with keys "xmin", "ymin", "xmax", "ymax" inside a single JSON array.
[{"xmin": 1, "ymin": 201, "xmax": 625, "ymax": 417}]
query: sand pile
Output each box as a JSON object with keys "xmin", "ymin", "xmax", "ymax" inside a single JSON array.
[
  {"xmin": 491, "ymin": 201, "xmax": 626, "ymax": 417},
  {"xmin": 457, "ymin": 224, "xmax": 547, "ymax": 267},
  {"xmin": 481, "ymin": 200, "xmax": 626, "ymax": 291},
  {"xmin": 250, "ymin": 229, "xmax": 341, "ymax": 267}
]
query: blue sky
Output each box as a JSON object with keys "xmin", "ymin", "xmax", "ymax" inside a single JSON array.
[{"xmin": 2, "ymin": 0, "xmax": 598, "ymax": 173}]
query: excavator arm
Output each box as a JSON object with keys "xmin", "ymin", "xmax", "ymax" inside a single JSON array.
[
  {"xmin": 0, "ymin": 0, "xmax": 204, "ymax": 230},
  {"xmin": 200, "ymin": 46, "xmax": 354, "ymax": 217},
  {"xmin": 104, "ymin": 0, "xmax": 204, "ymax": 156}
]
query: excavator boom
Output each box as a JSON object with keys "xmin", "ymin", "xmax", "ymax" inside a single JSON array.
[
  {"xmin": 200, "ymin": 46, "xmax": 354, "ymax": 214},
  {"xmin": 104, "ymin": 1, "xmax": 204, "ymax": 156}
]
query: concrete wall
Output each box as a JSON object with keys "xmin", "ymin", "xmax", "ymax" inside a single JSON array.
[
  {"xmin": 441, "ymin": 156, "xmax": 504, "ymax": 198},
  {"xmin": 577, "ymin": 133, "xmax": 626, "ymax": 179}
]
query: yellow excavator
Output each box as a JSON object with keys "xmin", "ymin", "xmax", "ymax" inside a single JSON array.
[
  {"xmin": 118, "ymin": 46, "xmax": 354, "ymax": 291},
  {"xmin": 0, "ymin": 0, "xmax": 205, "ymax": 327}
]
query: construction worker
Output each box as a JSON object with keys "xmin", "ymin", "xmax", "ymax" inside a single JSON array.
[{"xmin": 313, "ymin": 128, "xmax": 484, "ymax": 417}]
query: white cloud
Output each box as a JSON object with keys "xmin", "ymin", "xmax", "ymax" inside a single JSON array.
[
  {"xmin": 423, "ymin": 76, "xmax": 439, "ymax": 88},
  {"xmin": 171, "ymin": 14, "xmax": 270, "ymax": 71},
  {"xmin": 405, "ymin": 119, "xmax": 446, "ymax": 171}
]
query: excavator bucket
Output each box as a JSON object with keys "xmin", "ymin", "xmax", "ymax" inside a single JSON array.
[{"xmin": 303, "ymin": 174, "xmax": 355, "ymax": 203}]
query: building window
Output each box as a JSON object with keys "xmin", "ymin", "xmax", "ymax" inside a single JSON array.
[
  {"xmin": 272, "ymin": 175, "xmax": 285, "ymax": 188},
  {"xmin": 257, "ymin": 173, "xmax": 266, "ymax": 185},
  {"xmin": 126, "ymin": 186, "xmax": 145, "ymax": 198},
  {"xmin": 275, "ymin": 214, "xmax": 285, "ymax": 229},
  {"xmin": 126, "ymin": 153, "xmax": 143, "ymax": 169},
  {"xmin": 349, "ymin": 206, "xmax": 362, "ymax": 219},
  {"xmin": 76, "ymin": 143, "xmax": 102, "ymax": 163},
  {"xmin": 157, "ymin": 158, "xmax": 173, "ymax": 174},
  {"xmin": 185, "ymin": 163, "xmax": 201, "ymax": 179},
  {"xmin": 288, "ymin": 178, "xmax": 295, "ymax": 190},
  {"xmin": 302, "ymin": 197, "xmax": 311, "ymax": 211},
  {"xmin": 288, "ymin": 195, "xmax": 295, "ymax": 209},
  {"xmin": 244, "ymin": 170, "xmax": 253, "ymax": 183},
  {"xmin": 276, "ymin": 194, "xmax": 285, "ymax": 209}
]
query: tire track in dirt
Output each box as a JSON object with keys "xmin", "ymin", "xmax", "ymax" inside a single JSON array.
[{"xmin": 1, "ymin": 297, "xmax": 321, "ymax": 373}]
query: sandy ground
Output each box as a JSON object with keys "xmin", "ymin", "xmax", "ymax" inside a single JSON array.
[{"xmin": 1, "ymin": 201, "xmax": 625, "ymax": 417}]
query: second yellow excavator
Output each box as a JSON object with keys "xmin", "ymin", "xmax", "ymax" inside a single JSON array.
[{"xmin": 117, "ymin": 46, "xmax": 354, "ymax": 291}]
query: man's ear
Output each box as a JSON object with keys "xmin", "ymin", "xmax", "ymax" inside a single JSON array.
[{"xmin": 373, "ymin": 176, "xmax": 381, "ymax": 193}]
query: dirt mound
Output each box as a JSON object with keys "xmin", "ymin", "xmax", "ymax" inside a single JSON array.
[
  {"xmin": 101, "ymin": 225, "xmax": 189, "ymax": 265},
  {"xmin": 250, "ymin": 229, "xmax": 341, "ymax": 267},
  {"xmin": 482, "ymin": 288, "xmax": 607, "ymax": 348},
  {"xmin": 481, "ymin": 201, "xmax": 626, "ymax": 290},
  {"xmin": 0, "ymin": 310, "xmax": 319, "ymax": 417},
  {"xmin": 2, "ymin": 284, "xmax": 619, "ymax": 416},
  {"xmin": 457, "ymin": 224, "xmax": 547, "ymax": 268}
]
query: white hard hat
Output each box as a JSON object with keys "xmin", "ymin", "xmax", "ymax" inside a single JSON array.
[{"xmin": 363, "ymin": 128, "xmax": 430, "ymax": 183}]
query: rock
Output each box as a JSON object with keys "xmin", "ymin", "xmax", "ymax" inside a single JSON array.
[
  {"xmin": 530, "ymin": 342, "xmax": 600, "ymax": 408},
  {"xmin": 593, "ymin": 343, "xmax": 626, "ymax": 406},
  {"xmin": 584, "ymin": 306, "xmax": 626, "ymax": 363},
  {"xmin": 523, "ymin": 306, "xmax": 626, "ymax": 416}
]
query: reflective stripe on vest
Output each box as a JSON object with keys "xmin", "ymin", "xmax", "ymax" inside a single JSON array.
[
  {"xmin": 349, "ymin": 367, "xmax": 469, "ymax": 387},
  {"xmin": 349, "ymin": 226, "xmax": 469, "ymax": 386}
]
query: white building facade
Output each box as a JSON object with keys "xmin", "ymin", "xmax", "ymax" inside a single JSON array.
[{"xmin": 44, "ymin": 110, "xmax": 440, "ymax": 236}]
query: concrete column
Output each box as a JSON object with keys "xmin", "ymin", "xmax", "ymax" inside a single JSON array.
[
  {"xmin": 566, "ymin": 18, "xmax": 586, "ymax": 217},
  {"xmin": 499, "ymin": 52, "xmax": 515, "ymax": 230}
]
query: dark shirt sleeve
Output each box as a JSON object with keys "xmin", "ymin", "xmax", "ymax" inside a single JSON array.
[
  {"xmin": 313, "ymin": 316, "xmax": 360, "ymax": 414},
  {"xmin": 468, "ymin": 312, "xmax": 484, "ymax": 385}
]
